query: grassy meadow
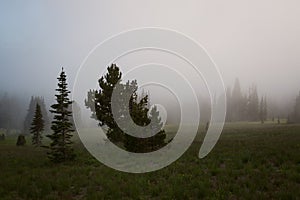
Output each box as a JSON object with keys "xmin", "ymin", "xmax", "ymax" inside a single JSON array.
[{"xmin": 0, "ymin": 122, "xmax": 299, "ymax": 199}]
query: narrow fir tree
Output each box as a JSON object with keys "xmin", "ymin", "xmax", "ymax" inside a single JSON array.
[
  {"xmin": 30, "ymin": 103, "xmax": 44, "ymax": 147},
  {"xmin": 47, "ymin": 68, "xmax": 75, "ymax": 162},
  {"xmin": 259, "ymin": 97, "xmax": 264, "ymax": 124},
  {"xmin": 24, "ymin": 96, "xmax": 50, "ymax": 134},
  {"xmin": 263, "ymin": 96, "xmax": 268, "ymax": 121}
]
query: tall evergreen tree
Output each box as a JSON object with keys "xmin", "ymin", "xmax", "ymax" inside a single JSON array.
[
  {"xmin": 47, "ymin": 68, "xmax": 75, "ymax": 162},
  {"xmin": 30, "ymin": 103, "xmax": 44, "ymax": 147}
]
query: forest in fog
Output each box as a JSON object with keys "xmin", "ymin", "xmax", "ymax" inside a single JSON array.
[{"xmin": 1, "ymin": 77, "xmax": 300, "ymax": 134}]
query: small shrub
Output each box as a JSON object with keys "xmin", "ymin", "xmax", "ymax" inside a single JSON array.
[{"xmin": 16, "ymin": 135, "xmax": 26, "ymax": 146}]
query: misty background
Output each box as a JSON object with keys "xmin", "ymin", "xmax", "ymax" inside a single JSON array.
[{"xmin": 0, "ymin": 0, "xmax": 300, "ymax": 130}]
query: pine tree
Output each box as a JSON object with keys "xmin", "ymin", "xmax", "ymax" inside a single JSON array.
[
  {"xmin": 231, "ymin": 78, "xmax": 243, "ymax": 121},
  {"xmin": 85, "ymin": 64, "xmax": 123, "ymax": 143},
  {"xmin": 259, "ymin": 97, "xmax": 264, "ymax": 124},
  {"xmin": 86, "ymin": 64, "xmax": 167, "ymax": 152},
  {"xmin": 30, "ymin": 103, "xmax": 44, "ymax": 147},
  {"xmin": 247, "ymin": 85, "xmax": 259, "ymax": 121},
  {"xmin": 47, "ymin": 68, "xmax": 75, "ymax": 162},
  {"xmin": 24, "ymin": 96, "xmax": 50, "ymax": 134},
  {"xmin": 263, "ymin": 96, "xmax": 268, "ymax": 121},
  {"xmin": 124, "ymin": 91, "xmax": 166, "ymax": 153}
]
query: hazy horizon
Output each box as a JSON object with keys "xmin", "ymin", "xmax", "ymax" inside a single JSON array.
[{"xmin": 1, "ymin": 0, "xmax": 300, "ymax": 113}]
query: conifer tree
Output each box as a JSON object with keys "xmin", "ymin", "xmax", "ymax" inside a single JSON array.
[
  {"xmin": 85, "ymin": 64, "xmax": 123, "ymax": 142},
  {"xmin": 30, "ymin": 103, "xmax": 44, "ymax": 147},
  {"xmin": 24, "ymin": 96, "xmax": 50, "ymax": 134},
  {"xmin": 47, "ymin": 68, "xmax": 75, "ymax": 162},
  {"xmin": 231, "ymin": 78, "xmax": 243, "ymax": 121},
  {"xmin": 247, "ymin": 85, "xmax": 259, "ymax": 121},
  {"xmin": 259, "ymin": 97, "xmax": 264, "ymax": 124},
  {"xmin": 263, "ymin": 96, "xmax": 268, "ymax": 121},
  {"xmin": 86, "ymin": 64, "xmax": 167, "ymax": 152}
]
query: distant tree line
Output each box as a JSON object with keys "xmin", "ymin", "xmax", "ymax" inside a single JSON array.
[
  {"xmin": 0, "ymin": 93, "xmax": 24, "ymax": 133},
  {"xmin": 226, "ymin": 78, "xmax": 268, "ymax": 122}
]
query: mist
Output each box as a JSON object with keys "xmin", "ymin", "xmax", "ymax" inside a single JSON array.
[{"xmin": 1, "ymin": 0, "xmax": 300, "ymax": 127}]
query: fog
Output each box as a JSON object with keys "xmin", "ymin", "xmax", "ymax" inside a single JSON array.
[{"xmin": 1, "ymin": 0, "xmax": 300, "ymax": 125}]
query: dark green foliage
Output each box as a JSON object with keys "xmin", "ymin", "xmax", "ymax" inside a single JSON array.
[
  {"xmin": 30, "ymin": 103, "xmax": 44, "ymax": 147},
  {"xmin": 24, "ymin": 96, "xmax": 50, "ymax": 134},
  {"xmin": 16, "ymin": 135, "xmax": 26, "ymax": 146},
  {"xmin": 124, "ymin": 92, "xmax": 166, "ymax": 153},
  {"xmin": 47, "ymin": 68, "xmax": 75, "ymax": 162},
  {"xmin": 86, "ymin": 64, "xmax": 167, "ymax": 152},
  {"xmin": 85, "ymin": 64, "xmax": 123, "ymax": 142}
]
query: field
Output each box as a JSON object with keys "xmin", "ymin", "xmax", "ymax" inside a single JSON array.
[{"xmin": 0, "ymin": 122, "xmax": 299, "ymax": 199}]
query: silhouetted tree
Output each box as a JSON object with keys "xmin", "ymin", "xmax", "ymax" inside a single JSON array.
[
  {"xmin": 24, "ymin": 96, "xmax": 49, "ymax": 134},
  {"xmin": 86, "ymin": 64, "xmax": 167, "ymax": 152},
  {"xmin": 47, "ymin": 68, "xmax": 75, "ymax": 162},
  {"xmin": 124, "ymin": 88, "xmax": 166, "ymax": 153},
  {"xmin": 86, "ymin": 64, "xmax": 123, "ymax": 143},
  {"xmin": 30, "ymin": 103, "xmax": 44, "ymax": 147}
]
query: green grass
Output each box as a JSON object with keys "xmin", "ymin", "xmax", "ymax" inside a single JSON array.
[{"xmin": 0, "ymin": 123, "xmax": 300, "ymax": 199}]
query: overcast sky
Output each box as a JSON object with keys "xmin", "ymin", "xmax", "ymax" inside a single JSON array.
[{"xmin": 1, "ymin": 0, "xmax": 300, "ymax": 105}]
